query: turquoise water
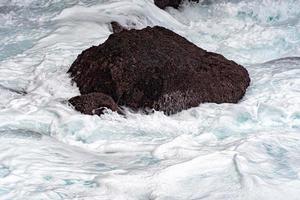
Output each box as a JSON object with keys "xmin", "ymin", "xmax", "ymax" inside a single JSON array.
[{"xmin": 0, "ymin": 0, "xmax": 300, "ymax": 199}]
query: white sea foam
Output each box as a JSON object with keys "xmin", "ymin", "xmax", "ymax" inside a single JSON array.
[{"xmin": 0, "ymin": 0, "xmax": 300, "ymax": 199}]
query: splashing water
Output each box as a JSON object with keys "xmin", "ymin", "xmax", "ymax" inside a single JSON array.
[{"xmin": 0, "ymin": 0, "xmax": 300, "ymax": 199}]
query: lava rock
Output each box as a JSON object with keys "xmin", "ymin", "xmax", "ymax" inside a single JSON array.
[
  {"xmin": 69, "ymin": 92, "xmax": 118, "ymax": 115},
  {"xmin": 154, "ymin": 0, "xmax": 199, "ymax": 9},
  {"xmin": 68, "ymin": 26, "xmax": 250, "ymax": 115}
]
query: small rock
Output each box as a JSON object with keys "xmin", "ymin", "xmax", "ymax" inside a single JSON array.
[
  {"xmin": 154, "ymin": 0, "xmax": 199, "ymax": 9},
  {"xmin": 69, "ymin": 92, "xmax": 118, "ymax": 115}
]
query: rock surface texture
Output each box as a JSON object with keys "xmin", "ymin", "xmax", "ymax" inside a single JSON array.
[
  {"xmin": 68, "ymin": 26, "xmax": 250, "ymax": 115},
  {"xmin": 154, "ymin": 0, "xmax": 199, "ymax": 9}
]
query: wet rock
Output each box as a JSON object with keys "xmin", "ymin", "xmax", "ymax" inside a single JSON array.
[
  {"xmin": 110, "ymin": 21, "xmax": 125, "ymax": 33},
  {"xmin": 69, "ymin": 92, "xmax": 118, "ymax": 115},
  {"xmin": 68, "ymin": 26, "xmax": 250, "ymax": 115},
  {"xmin": 154, "ymin": 0, "xmax": 199, "ymax": 9}
]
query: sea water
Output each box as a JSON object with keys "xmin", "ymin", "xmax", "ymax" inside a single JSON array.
[{"xmin": 0, "ymin": 0, "xmax": 300, "ymax": 199}]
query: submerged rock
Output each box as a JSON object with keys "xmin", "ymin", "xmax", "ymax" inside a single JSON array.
[
  {"xmin": 68, "ymin": 26, "xmax": 250, "ymax": 115},
  {"xmin": 154, "ymin": 0, "xmax": 199, "ymax": 9}
]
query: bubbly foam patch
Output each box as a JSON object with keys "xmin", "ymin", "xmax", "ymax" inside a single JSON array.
[{"xmin": 0, "ymin": 0, "xmax": 300, "ymax": 199}]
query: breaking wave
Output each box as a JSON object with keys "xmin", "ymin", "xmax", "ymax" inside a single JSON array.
[{"xmin": 0, "ymin": 0, "xmax": 300, "ymax": 199}]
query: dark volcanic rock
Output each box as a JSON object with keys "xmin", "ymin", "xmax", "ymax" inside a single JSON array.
[
  {"xmin": 69, "ymin": 92, "xmax": 118, "ymax": 115},
  {"xmin": 68, "ymin": 26, "xmax": 250, "ymax": 115},
  {"xmin": 154, "ymin": 0, "xmax": 199, "ymax": 9}
]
